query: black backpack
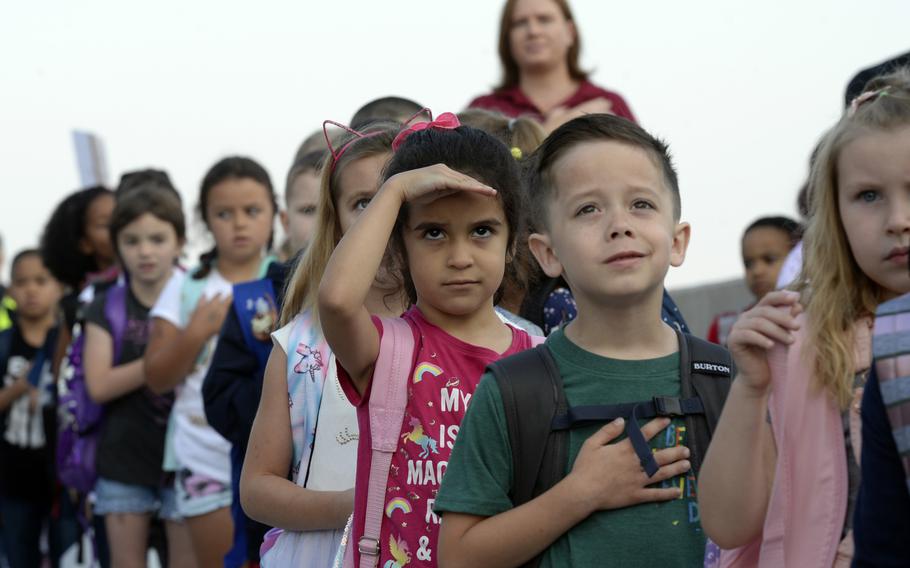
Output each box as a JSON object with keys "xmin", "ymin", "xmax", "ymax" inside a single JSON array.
[{"xmin": 487, "ymin": 330, "xmax": 733, "ymax": 568}]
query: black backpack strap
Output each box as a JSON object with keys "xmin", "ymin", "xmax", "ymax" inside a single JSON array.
[
  {"xmin": 677, "ymin": 330, "xmax": 734, "ymax": 474},
  {"xmin": 488, "ymin": 344, "xmax": 567, "ymax": 568},
  {"xmin": 489, "ymin": 344, "xmax": 568, "ymax": 507}
]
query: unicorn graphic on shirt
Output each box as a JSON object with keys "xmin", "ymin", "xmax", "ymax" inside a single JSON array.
[
  {"xmin": 384, "ymin": 535, "xmax": 411, "ymax": 568},
  {"xmin": 401, "ymin": 417, "xmax": 439, "ymax": 459},
  {"xmin": 293, "ymin": 343, "xmax": 323, "ymax": 382}
]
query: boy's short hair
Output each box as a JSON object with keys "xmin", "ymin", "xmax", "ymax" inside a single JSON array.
[
  {"xmin": 350, "ymin": 96, "xmax": 427, "ymax": 129},
  {"xmin": 525, "ymin": 114, "xmax": 681, "ymax": 232}
]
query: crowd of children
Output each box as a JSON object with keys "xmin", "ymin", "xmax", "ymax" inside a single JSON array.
[{"xmin": 3, "ymin": 3, "xmax": 910, "ymax": 568}]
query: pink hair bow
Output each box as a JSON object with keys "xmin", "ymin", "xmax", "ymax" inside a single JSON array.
[{"xmin": 392, "ymin": 111, "xmax": 461, "ymax": 151}]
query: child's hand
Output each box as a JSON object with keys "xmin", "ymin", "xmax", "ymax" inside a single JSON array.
[
  {"xmin": 726, "ymin": 290, "xmax": 802, "ymax": 397},
  {"xmin": 385, "ymin": 164, "xmax": 496, "ymax": 206},
  {"xmin": 567, "ymin": 417, "xmax": 691, "ymax": 513},
  {"xmin": 187, "ymin": 293, "xmax": 233, "ymax": 340}
]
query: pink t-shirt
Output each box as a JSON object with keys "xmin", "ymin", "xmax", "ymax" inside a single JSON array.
[{"xmin": 340, "ymin": 307, "xmax": 533, "ymax": 568}]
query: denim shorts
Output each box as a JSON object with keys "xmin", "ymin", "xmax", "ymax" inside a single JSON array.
[
  {"xmin": 94, "ymin": 477, "xmax": 180, "ymax": 521},
  {"xmin": 174, "ymin": 468, "xmax": 232, "ymax": 518}
]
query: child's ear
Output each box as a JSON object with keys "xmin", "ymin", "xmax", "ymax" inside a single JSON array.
[
  {"xmin": 670, "ymin": 221, "xmax": 691, "ymax": 268},
  {"xmin": 528, "ymin": 232, "xmax": 564, "ymax": 278}
]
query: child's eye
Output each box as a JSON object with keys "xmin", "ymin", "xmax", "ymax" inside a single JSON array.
[
  {"xmin": 354, "ymin": 198, "xmax": 371, "ymax": 211},
  {"xmin": 216, "ymin": 210, "xmax": 232, "ymax": 221},
  {"xmin": 575, "ymin": 204, "xmax": 598, "ymax": 217},
  {"xmin": 472, "ymin": 226, "xmax": 494, "ymax": 238},
  {"xmin": 151, "ymin": 235, "xmax": 166, "ymax": 245},
  {"xmin": 246, "ymin": 206, "xmax": 262, "ymax": 217},
  {"xmin": 857, "ymin": 190, "xmax": 881, "ymax": 203},
  {"xmin": 299, "ymin": 205, "xmax": 317, "ymax": 216},
  {"xmin": 632, "ymin": 200, "xmax": 655, "ymax": 210},
  {"xmin": 423, "ymin": 228, "xmax": 445, "ymax": 241}
]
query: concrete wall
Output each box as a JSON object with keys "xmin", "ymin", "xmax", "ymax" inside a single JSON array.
[{"xmin": 669, "ymin": 278, "xmax": 753, "ymax": 340}]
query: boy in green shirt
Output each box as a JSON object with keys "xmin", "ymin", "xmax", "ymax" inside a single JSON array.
[{"xmin": 435, "ymin": 114, "xmax": 704, "ymax": 567}]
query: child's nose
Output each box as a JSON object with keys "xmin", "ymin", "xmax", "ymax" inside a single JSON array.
[
  {"xmin": 886, "ymin": 195, "xmax": 910, "ymax": 236},
  {"xmin": 447, "ymin": 240, "xmax": 474, "ymax": 269}
]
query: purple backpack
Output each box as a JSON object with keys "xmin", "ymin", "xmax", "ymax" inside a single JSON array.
[{"xmin": 57, "ymin": 284, "xmax": 127, "ymax": 493}]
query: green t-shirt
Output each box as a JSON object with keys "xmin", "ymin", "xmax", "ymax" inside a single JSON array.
[{"xmin": 434, "ymin": 329, "xmax": 705, "ymax": 568}]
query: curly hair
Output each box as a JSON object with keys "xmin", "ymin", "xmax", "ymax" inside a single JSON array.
[{"xmin": 40, "ymin": 186, "xmax": 113, "ymax": 289}]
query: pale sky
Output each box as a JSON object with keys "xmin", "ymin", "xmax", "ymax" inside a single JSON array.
[{"xmin": 1, "ymin": 0, "xmax": 907, "ymax": 288}]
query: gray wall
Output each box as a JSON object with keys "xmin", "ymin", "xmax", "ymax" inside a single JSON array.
[{"xmin": 669, "ymin": 278, "xmax": 753, "ymax": 340}]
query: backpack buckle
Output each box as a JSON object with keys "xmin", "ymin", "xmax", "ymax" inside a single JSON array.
[
  {"xmin": 653, "ymin": 396, "xmax": 684, "ymax": 417},
  {"xmin": 358, "ymin": 536, "xmax": 380, "ymax": 556}
]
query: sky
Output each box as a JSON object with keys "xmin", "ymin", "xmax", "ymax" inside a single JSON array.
[{"xmin": 1, "ymin": 0, "xmax": 907, "ymax": 289}]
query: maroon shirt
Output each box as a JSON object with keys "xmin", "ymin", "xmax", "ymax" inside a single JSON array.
[{"xmin": 469, "ymin": 79, "xmax": 636, "ymax": 123}]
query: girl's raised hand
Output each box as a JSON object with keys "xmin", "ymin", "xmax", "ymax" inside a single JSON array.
[
  {"xmin": 726, "ymin": 290, "xmax": 802, "ymax": 396},
  {"xmin": 386, "ymin": 164, "xmax": 496, "ymax": 206}
]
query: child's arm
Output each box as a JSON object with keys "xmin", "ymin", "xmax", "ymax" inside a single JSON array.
[
  {"xmin": 698, "ymin": 290, "xmax": 801, "ymax": 549},
  {"xmin": 240, "ymin": 348, "xmax": 352, "ymax": 530},
  {"xmin": 144, "ymin": 294, "xmax": 232, "ymax": 394},
  {"xmin": 438, "ymin": 417, "xmax": 690, "ymax": 568},
  {"xmin": 318, "ymin": 165, "xmax": 495, "ymax": 394},
  {"xmin": 83, "ymin": 323, "xmax": 144, "ymax": 403}
]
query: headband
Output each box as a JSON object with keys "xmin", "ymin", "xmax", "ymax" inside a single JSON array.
[
  {"xmin": 848, "ymin": 87, "xmax": 892, "ymax": 117},
  {"xmin": 391, "ymin": 109, "xmax": 461, "ymax": 151},
  {"xmin": 323, "ymin": 120, "xmax": 383, "ymax": 173}
]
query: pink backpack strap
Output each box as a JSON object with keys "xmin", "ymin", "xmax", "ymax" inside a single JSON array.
[
  {"xmin": 530, "ymin": 334, "xmax": 546, "ymax": 347},
  {"xmin": 353, "ymin": 317, "xmax": 415, "ymax": 568}
]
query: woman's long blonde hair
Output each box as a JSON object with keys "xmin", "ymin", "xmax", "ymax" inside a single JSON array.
[
  {"xmin": 279, "ymin": 123, "xmax": 398, "ymax": 326},
  {"xmin": 797, "ymin": 68, "xmax": 910, "ymax": 409}
]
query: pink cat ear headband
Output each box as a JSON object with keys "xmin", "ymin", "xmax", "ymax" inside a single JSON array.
[
  {"xmin": 323, "ymin": 108, "xmax": 462, "ymax": 171},
  {"xmin": 322, "ymin": 120, "xmax": 383, "ymax": 173},
  {"xmin": 391, "ymin": 108, "xmax": 461, "ymax": 151}
]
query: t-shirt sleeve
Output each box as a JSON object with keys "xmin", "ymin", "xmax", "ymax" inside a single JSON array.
[
  {"xmin": 83, "ymin": 292, "xmax": 111, "ymax": 334},
  {"xmin": 270, "ymin": 320, "xmax": 294, "ymax": 355},
  {"xmin": 150, "ymin": 271, "xmax": 184, "ymax": 328},
  {"xmin": 336, "ymin": 317, "xmax": 384, "ymax": 408},
  {"xmin": 434, "ymin": 373, "xmax": 515, "ymax": 517}
]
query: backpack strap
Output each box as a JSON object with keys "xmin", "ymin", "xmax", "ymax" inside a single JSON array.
[
  {"xmin": 230, "ymin": 278, "xmax": 277, "ymax": 370},
  {"xmin": 488, "ymin": 344, "xmax": 566, "ymax": 568},
  {"xmin": 27, "ymin": 325, "xmax": 59, "ymax": 388},
  {"xmin": 179, "ymin": 273, "xmax": 208, "ymax": 324},
  {"xmin": 677, "ymin": 330, "xmax": 734, "ymax": 475},
  {"xmin": 541, "ymin": 330, "xmax": 732, "ymax": 479},
  {"xmin": 357, "ymin": 317, "xmax": 415, "ymax": 567},
  {"xmin": 488, "ymin": 344, "xmax": 567, "ymax": 506},
  {"xmin": 0, "ymin": 329, "xmax": 12, "ymax": 383},
  {"xmin": 104, "ymin": 284, "xmax": 129, "ymax": 365}
]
